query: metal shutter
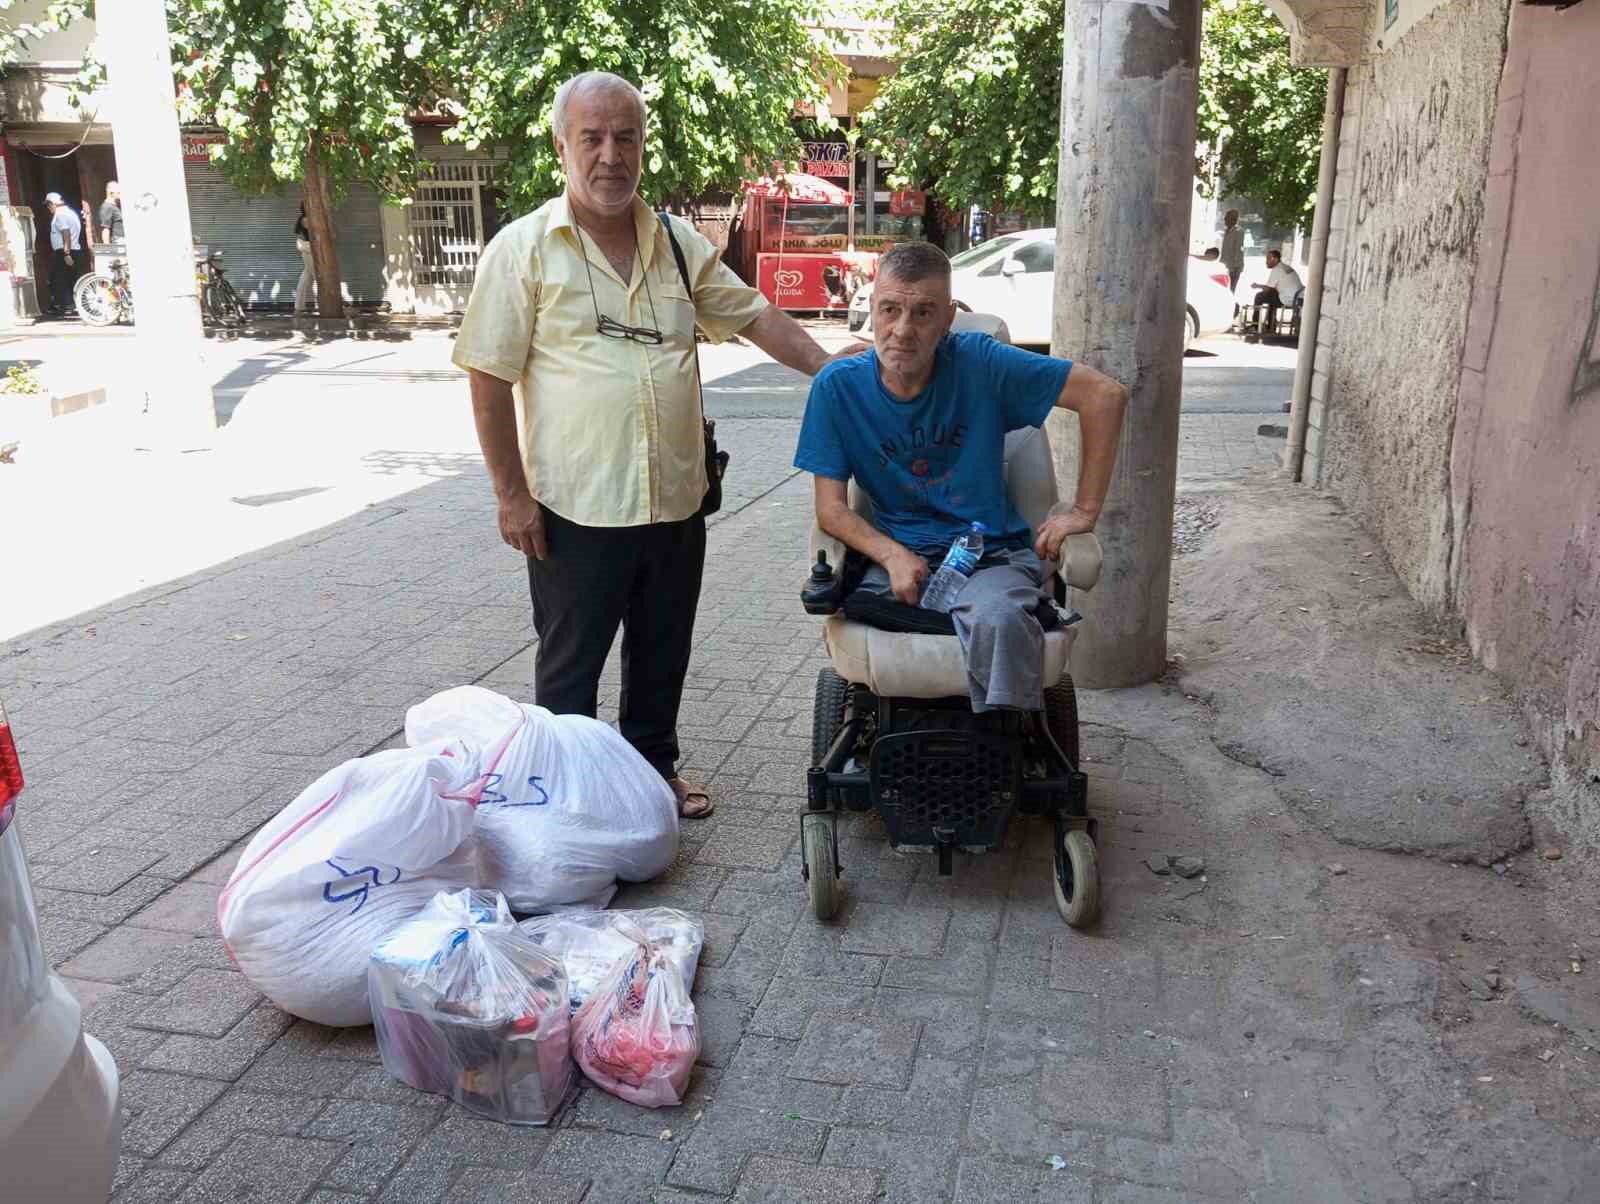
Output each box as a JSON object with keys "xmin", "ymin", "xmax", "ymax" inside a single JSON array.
[{"xmin": 183, "ymin": 162, "xmax": 385, "ymax": 308}]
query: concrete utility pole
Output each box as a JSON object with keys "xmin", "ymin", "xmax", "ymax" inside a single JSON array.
[
  {"xmin": 99, "ymin": 0, "xmax": 215, "ymax": 447},
  {"xmin": 1284, "ymin": 67, "xmax": 1348, "ymax": 483},
  {"xmin": 1049, "ymin": 0, "xmax": 1201, "ymax": 687}
]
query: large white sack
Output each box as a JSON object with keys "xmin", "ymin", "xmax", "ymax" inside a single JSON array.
[
  {"xmin": 405, "ymin": 686, "xmax": 678, "ymax": 911},
  {"xmin": 218, "ymin": 739, "xmax": 484, "ymax": 1027}
]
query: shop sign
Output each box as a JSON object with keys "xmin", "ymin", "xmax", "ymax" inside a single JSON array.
[
  {"xmin": 802, "ymin": 141, "xmax": 851, "ymax": 179},
  {"xmin": 889, "ymin": 189, "xmax": 926, "ymax": 217},
  {"xmin": 181, "ymin": 133, "xmax": 223, "ymax": 164},
  {"xmin": 775, "ymin": 232, "xmax": 847, "ymax": 251},
  {"xmin": 757, "ymin": 252, "xmax": 853, "ymax": 310}
]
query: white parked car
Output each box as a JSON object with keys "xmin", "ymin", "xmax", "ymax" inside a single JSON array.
[
  {"xmin": 849, "ymin": 228, "xmax": 1238, "ymax": 349},
  {"xmin": 0, "ymin": 699, "xmax": 122, "ymax": 1204}
]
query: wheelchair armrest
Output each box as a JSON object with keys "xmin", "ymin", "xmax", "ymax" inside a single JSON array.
[
  {"xmin": 802, "ymin": 527, "xmax": 850, "ymax": 615},
  {"xmin": 1055, "ymin": 532, "xmax": 1103, "ymax": 592}
]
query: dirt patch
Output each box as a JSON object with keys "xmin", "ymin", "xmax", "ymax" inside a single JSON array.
[{"xmin": 1168, "ymin": 471, "xmax": 1544, "ymax": 864}]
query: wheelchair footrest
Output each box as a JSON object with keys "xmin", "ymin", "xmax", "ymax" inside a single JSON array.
[{"xmin": 870, "ymin": 726, "xmax": 1020, "ymax": 850}]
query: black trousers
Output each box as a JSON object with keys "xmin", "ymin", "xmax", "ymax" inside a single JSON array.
[
  {"xmin": 50, "ymin": 249, "xmax": 79, "ymax": 313},
  {"xmin": 526, "ymin": 505, "xmax": 705, "ymax": 780},
  {"xmin": 1250, "ymin": 287, "xmax": 1283, "ymax": 331}
]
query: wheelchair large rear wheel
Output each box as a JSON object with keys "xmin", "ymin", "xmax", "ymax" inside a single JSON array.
[
  {"xmin": 812, "ymin": 668, "xmax": 850, "ymax": 765},
  {"xmin": 1044, "ymin": 677, "xmax": 1082, "ymax": 767},
  {"xmin": 802, "ymin": 812, "xmax": 839, "ymax": 921},
  {"xmin": 1053, "ymin": 827, "xmax": 1101, "ymax": 928}
]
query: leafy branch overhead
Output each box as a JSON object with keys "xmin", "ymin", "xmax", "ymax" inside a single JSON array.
[
  {"xmin": 862, "ymin": 0, "xmax": 1063, "ymax": 215},
  {"xmin": 865, "ymin": 0, "xmax": 1325, "ymax": 226},
  {"xmin": 1198, "ymin": 0, "xmax": 1327, "ymax": 227},
  {"xmin": 446, "ymin": 0, "xmax": 839, "ymax": 212},
  {"xmin": 167, "ymin": 0, "xmax": 463, "ymax": 205}
]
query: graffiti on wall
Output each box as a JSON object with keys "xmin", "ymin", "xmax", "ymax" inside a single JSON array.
[
  {"xmin": 1343, "ymin": 80, "xmax": 1481, "ymax": 302},
  {"xmin": 1575, "ymin": 258, "xmax": 1600, "ymax": 402}
]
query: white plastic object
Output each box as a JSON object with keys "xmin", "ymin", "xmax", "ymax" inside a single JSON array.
[
  {"xmin": 404, "ymin": 687, "xmax": 678, "ymax": 911},
  {"xmin": 0, "ymin": 819, "xmax": 121, "ymax": 1204},
  {"xmin": 218, "ymin": 739, "xmax": 485, "ymax": 1026},
  {"xmin": 369, "ymin": 890, "xmax": 574, "ymax": 1126}
]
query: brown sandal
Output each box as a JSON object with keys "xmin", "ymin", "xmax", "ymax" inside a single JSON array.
[{"xmin": 669, "ymin": 777, "xmax": 716, "ymax": 819}]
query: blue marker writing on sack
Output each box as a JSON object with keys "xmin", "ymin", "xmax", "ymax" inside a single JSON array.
[
  {"xmin": 322, "ymin": 857, "xmax": 402, "ymax": 915},
  {"xmin": 476, "ymin": 773, "xmax": 551, "ymax": 808}
]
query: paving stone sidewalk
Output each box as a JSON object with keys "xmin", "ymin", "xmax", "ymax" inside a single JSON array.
[{"xmin": 7, "ymin": 390, "xmax": 1479, "ymax": 1203}]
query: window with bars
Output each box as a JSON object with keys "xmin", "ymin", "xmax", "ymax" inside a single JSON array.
[{"xmin": 407, "ymin": 160, "xmax": 501, "ymax": 289}]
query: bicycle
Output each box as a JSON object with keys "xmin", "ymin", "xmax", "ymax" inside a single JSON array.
[
  {"xmin": 198, "ymin": 251, "xmax": 245, "ymax": 327},
  {"xmin": 73, "ymin": 256, "xmax": 133, "ymax": 327}
]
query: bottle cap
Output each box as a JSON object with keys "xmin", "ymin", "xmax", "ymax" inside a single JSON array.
[{"xmin": 971, "ymin": 522, "xmax": 987, "ymax": 533}]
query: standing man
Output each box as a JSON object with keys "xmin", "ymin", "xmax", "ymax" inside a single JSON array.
[
  {"xmin": 1219, "ymin": 208, "xmax": 1245, "ymax": 299},
  {"xmin": 44, "ymin": 192, "xmax": 83, "ymax": 316},
  {"xmin": 98, "ymin": 181, "xmax": 125, "ymax": 245},
  {"xmin": 453, "ymin": 71, "xmax": 850, "ymax": 819}
]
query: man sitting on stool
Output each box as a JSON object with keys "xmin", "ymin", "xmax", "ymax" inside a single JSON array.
[
  {"xmin": 793, "ymin": 241, "xmax": 1128, "ymax": 713},
  {"xmin": 1247, "ymin": 249, "xmax": 1302, "ymax": 335}
]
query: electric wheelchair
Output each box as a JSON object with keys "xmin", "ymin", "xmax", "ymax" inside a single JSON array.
[{"xmin": 796, "ymin": 340, "xmax": 1106, "ymax": 928}]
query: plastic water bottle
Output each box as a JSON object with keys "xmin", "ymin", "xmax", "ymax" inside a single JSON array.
[{"xmin": 920, "ymin": 522, "xmax": 986, "ymax": 613}]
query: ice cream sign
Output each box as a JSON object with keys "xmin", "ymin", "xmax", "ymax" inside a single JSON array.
[{"xmin": 757, "ymin": 253, "xmax": 852, "ymax": 311}]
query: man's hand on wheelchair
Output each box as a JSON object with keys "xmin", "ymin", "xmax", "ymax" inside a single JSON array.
[
  {"xmin": 1034, "ymin": 503, "xmax": 1099, "ymax": 563},
  {"xmin": 885, "ymin": 546, "xmax": 929, "ymax": 605}
]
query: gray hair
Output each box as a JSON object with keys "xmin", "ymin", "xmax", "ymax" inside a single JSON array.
[
  {"xmin": 877, "ymin": 241, "xmax": 952, "ymax": 288},
  {"xmin": 551, "ymin": 72, "xmax": 648, "ymax": 142}
]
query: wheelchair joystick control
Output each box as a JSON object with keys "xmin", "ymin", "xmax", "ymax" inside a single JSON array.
[{"xmin": 802, "ymin": 550, "xmax": 839, "ymax": 615}]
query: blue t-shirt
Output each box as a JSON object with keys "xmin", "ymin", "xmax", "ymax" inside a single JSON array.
[{"xmin": 794, "ymin": 331, "xmax": 1072, "ymax": 553}]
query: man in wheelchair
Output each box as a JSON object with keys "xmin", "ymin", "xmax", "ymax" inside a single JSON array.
[
  {"xmin": 790, "ymin": 241, "xmax": 1128, "ymax": 924},
  {"xmin": 794, "ymin": 241, "xmax": 1128, "ymax": 715}
]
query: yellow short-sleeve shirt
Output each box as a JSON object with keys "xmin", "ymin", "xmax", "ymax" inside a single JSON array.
[{"xmin": 451, "ymin": 193, "xmax": 769, "ymax": 527}]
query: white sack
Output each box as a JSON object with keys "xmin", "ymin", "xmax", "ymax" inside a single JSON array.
[
  {"xmin": 219, "ymin": 740, "xmax": 484, "ymax": 1027},
  {"xmin": 405, "ymin": 686, "xmax": 678, "ymax": 911}
]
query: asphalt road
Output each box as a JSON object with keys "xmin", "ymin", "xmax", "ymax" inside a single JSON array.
[{"xmin": 701, "ymin": 337, "xmax": 1297, "ymax": 420}]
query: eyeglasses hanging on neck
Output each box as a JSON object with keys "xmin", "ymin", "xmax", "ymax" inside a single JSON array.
[{"xmin": 574, "ymin": 223, "xmax": 664, "ymax": 345}]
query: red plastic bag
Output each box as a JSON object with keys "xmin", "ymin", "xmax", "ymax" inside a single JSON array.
[{"xmin": 570, "ymin": 923, "xmax": 699, "ymax": 1107}]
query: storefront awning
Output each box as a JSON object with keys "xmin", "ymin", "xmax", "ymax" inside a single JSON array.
[{"xmin": 743, "ymin": 172, "xmax": 852, "ymax": 205}]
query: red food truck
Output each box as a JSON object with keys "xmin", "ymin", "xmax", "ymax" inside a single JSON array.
[{"xmin": 727, "ymin": 172, "xmax": 925, "ymax": 314}]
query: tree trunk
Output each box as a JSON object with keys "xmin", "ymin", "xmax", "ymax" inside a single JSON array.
[{"xmin": 302, "ymin": 137, "xmax": 345, "ymax": 319}]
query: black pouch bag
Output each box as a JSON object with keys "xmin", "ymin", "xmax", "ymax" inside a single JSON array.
[{"xmin": 658, "ymin": 213, "xmax": 727, "ymax": 517}]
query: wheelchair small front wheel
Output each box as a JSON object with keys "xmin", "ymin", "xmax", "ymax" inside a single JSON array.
[
  {"xmin": 802, "ymin": 812, "xmax": 840, "ymax": 921},
  {"xmin": 1053, "ymin": 828, "xmax": 1101, "ymax": 928}
]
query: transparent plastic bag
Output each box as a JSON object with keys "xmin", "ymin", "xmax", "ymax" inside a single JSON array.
[
  {"xmin": 568, "ymin": 915, "xmax": 701, "ymax": 1108},
  {"xmin": 369, "ymin": 889, "xmax": 574, "ymax": 1126},
  {"xmin": 519, "ymin": 908, "xmax": 703, "ymax": 1015}
]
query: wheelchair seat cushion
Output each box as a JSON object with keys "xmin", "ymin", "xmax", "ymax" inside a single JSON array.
[{"xmin": 823, "ymin": 614, "xmax": 1075, "ymax": 700}]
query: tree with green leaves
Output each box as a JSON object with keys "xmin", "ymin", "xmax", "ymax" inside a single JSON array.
[
  {"xmin": 861, "ymin": 0, "xmax": 1061, "ymax": 218},
  {"xmin": 1198, "ymin": 0, "xmax": 1326, "ymax": 227},
  {"xmin": 166, "ymin": 0, "xmax": 462, "ymax": 317},
  {"xmin": 0, "ymin": 0, "xmax": 85, "ymax": 70},
  {"xmin": 864, "ymin": 0, "xmax": 1325, "ymax": 228},
  {"xmin": 448, "ymin": 0, "xmax": 838, "ymax": 213}
]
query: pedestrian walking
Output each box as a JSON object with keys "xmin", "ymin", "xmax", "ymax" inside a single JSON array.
[
  {"xmin": 294, "ymin": 203, "xmax": 315, "ymax": 314},
  {"xmin": 44, "ymin": 191, "xmax": 83, "ymax": 316},
  {"xmin": 98, "ymin": 181, "xmax": 124, "ymax": 245},
  {"xmin": 1220, "ymin": 208, "xmax": 1245, "ymax": 297},
  {"xmin": 452, "ymin": 70, "xmax": 855, "ymax": 820}
]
